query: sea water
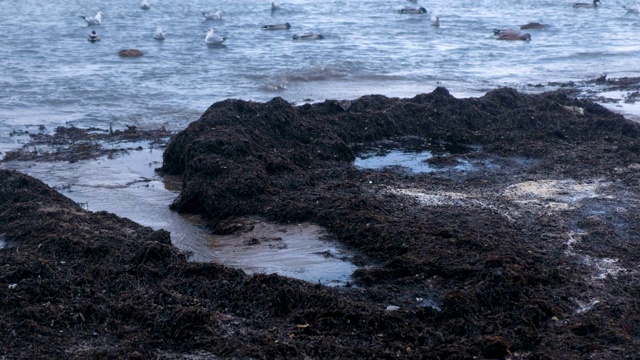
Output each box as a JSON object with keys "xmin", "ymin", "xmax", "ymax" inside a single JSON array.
[{"xmin": 1, "ymin": 0, "xmax": 639, "ymax": 146}]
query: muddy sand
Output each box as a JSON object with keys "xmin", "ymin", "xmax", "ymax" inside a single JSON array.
[{"xmin": 2, "ymin": 87, "xmax": 640, "ymax": 358}]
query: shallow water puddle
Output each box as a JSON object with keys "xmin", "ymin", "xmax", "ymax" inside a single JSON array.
[
  {"xmin": 352, "ymin": 138, "xmax": 476, "ymax": 174},
  {"xmin": 354, "ymin": 149, "xmax": 472, "ymax": 173},
  {"xmin": 208, "ymin": 217, "xmax": 357, "ymax": 286},
  {"xmin": 1, "ymin": 148, "xmax": 357, "ymax": 285}
]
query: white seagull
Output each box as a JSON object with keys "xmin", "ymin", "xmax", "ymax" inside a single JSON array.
[
  {"xmin": 623, "ymin": 3, "xmax": 640, "ymax": 13},
  {"xmin": 202, "ymin": 10, "xmax": 223, "ymax": 20},
  {"xmin": 205, "ymin": 28, "xmax": 226, "ymax": 45},
  {"xmin": 262, "ymin": 23, "xmax": 291, "ymax": 30},
  {"xmin": 79, "ymin": 11, "xmax": 103, "ymax": 26},
  {"xmin": 431, "ymin": 14, "xmax": 440, "ymax": 27},
  {"xmin": 153, "ymin": 26, "xmax": 165, "ymax": 40},
  {"xmin": 292, "ymin": 32, "xmax": 323, "ymax": 40},
  {"xmin": 141, "ymin": 0, "xmax": 150, "ymax": 10}
]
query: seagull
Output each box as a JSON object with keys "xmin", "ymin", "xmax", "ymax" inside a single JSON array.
[
  {"xmin": 398, "ymin": 7, "xmax": 427, "ymax": 14},
  {"xmin": 79, "ymin": 11, "xmax": 103, "ymax": 26},
  {"xmin": 205, "ymin": 28, "xmax": 226, "ymax": 45},
  {"xmin": 292, "ymin": 32, "xmax": 323, "ymax": 40},
  {"xmin": 87, "ymin": 30, "xmax": 101, "ymax": 42},
  {"xmin": 494, "ymin": 28, "xmax": 521, "ymax": 36},
  {"xmin": 202, "ymin": 10, "xmax": 222, "ymax": 20},
  {"xmin": 262, "ymin": 23, "xmax": 291, "ymax": 30},
  {"xmin": 622, "ymin": 3, "xmax": 640, "ymax": 13},
  {"xmin": 271, "ymin": 2, "xmax": 281, "ymax": 11},
  {"xmin": 140, "ymin": 0, "xmax": 150, "ymax": 10},
  {"xmin": 153, "ymin": 26, "xmax": 165, "ymax": 40},
  {"xmin": 431, "ymin": 14, "xmax": 440, "ymax": 27},
  {"xmin": 573, "ymin": 0, "xmax": 600, "ymax": 8}
]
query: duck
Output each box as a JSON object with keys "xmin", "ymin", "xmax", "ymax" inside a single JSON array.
[
  {"xmin": 140, "ymin": 0, "xmax": 150, "ymax": 10},
  {"xmin": 431, "ymin": 14, "xmax": 440, "ymax": 27},
  {"xmin": 118, "ymin": 49, "xmax": 144, "ymax": 57},
  {"xmin": 79, "ymin": 11, "xmax": 103, "ymax": 26},
  {"xmin": 262, "ymin": 23, "xmax": 291, "ymax": 30},
  {"xmin": 497, "ymin": 33, "xmax": 531, "ymax": 41},
  {"xmin": 205, "ymin": 28, "xmax": 226, "ymax": 45},
  {"xmin": 398, "ymin": 7, "xmax": 427, "ymax": 14},
  {"xmin": 292, "ymin": 32, "xmax": 324, "ymax": 40},
  {"xmin": 202, "ymin": 10, "xmax": 222, "ymax": 20},
  {"xmin": 573, "ymin": 0, "xmax": 600, "ymax": 8},
  {"xmin": 87, "ymin": 30, "xmax": 101, "ymax": 42},
  {"xmin": 153, "ymin": 26, "xmax": 165, "ymax": 40},
  {"xmin": 493, "ymin": 28, "xmax": 521, "ymax": 36},
  {"xmin": 520, "ymin": 22, "xmax": 544, "ymax": 30},
  {"xmin": 622, "ymin": 3, "xmax": 640, "ymax": 13}
]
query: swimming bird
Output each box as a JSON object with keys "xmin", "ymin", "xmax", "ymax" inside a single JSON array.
[
  {"xmin": 262, "ymin": 23, "xmax": 291, "ymax": 30},
  {"xmin": 520, "ymin": 22, "xmax": 544, "ymax": 30},
  {"xmin": 87, "ymin": 30, "xmax": 101, "ymax": 42},
  {"xmin": 153, "ymin": 26, "xmax": 165, "ymax": 40},
  {"xmin": 622, "ymin": 3, "xmax": 640, "ymax": 13},
  {"xmin": 497, "ymin": 33, "xmax": 531, "ymax": 41},
  {"xmin": 271, "ymin": 2, "xmax": 281, "ymax": 11},
  {"xmin": 79, "ymin": 11, "xmax": 103, "ymax": 26},
  {"xmin": 398, "ymin": 7, "xmax": 427, "ymax": 14},
  {"xmin": 493, "ymin": 28, "xmax": 520, "ymax": 36},
  {"xmin": 292, "ymin": 32, "xmax": 323, "ymax": 40},
  {"xmin": 573, "ymin": 0, "xmax": 600, "ymax": 8},
  {"xmin": 431, "ymin": 14, "xmax": 440, "ymax": 27},
  {"xmin": 202, "ymin": 10, "xmax": 222, "ymax": 20},
  {"xmin": 118, "ymin": 49, "xmax": 144, "ymax": 57},
  {"xmin": 140, "ymin": 0, "xmax": 150, "ymax": 10},
  {"xmin": 205, "ymin": 28, "xmax": 226, "ymax": 45},
  {"xmin": 407, "ymin": 0, "xmax": 418, "ymax": 3}
]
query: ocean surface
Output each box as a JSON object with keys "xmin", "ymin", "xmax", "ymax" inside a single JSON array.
[{"xmin": 1, "ymin": 0, "xmax": 639, "ymax": 282}]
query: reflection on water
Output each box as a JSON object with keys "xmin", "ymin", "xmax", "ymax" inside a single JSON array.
[
  {"xmin": 0, "ymin": 147, "xmax": 356, "ymax": 285},
  {"xmin": 208, "ymin": 217, "xmax": 357, "ymax": 286},
  {"xmin": 355, "ymin": 149, "xmax": 472, "ymax": 173}
]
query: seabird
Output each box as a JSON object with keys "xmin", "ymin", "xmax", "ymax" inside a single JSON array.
[
  {"xmin": 292, "ymin": 32, "xmax": 323, "ymax": 40},
  {"xmin": 622, "ymin": 3, "xmax": 640, "ymax": 13},
  {"xmin": 493, "ymin": 29, "xmax": 521, "ymax": 36},
  {"xmin": 140, "ymin": 0, "xmax": 150, "ymax": 10},
  {"xmin": 79, "ymin": 11, "xmax": 103, "ymax": 26},
  {"xmin": 153, "ymin": 26, "xmax": 165, "ymax": 40},
  {"xmin": 87, "ymin": 30, "xmax": 101, "ymax": 42},
  {"xmin": 118, "ymin": 49, "xmax": 144, "ymax": 57},
  {"xmin": 202, "ymin": 10, "xmax": 223, "ymax": 20},
  {"xmin": 497, "ymin": 33, "xmax": 531, "ymax": 41},
  {"xmin": 573, "ymin": 0, "xmax": 600, "ymax": 8},
  {"xmin": 431, "ymin": 14, "xmax": 440, "ymax": 27},
  {"xmin": 398, "ymin": 7, "xmax": 427, "ymax": 14},
  {"xmin": 205, "ymin": 28, "xmax": 226, "ymax": 45},
  {"xmin": 262, "ymin": 23, "xmax": 291, "ymax": 30}
]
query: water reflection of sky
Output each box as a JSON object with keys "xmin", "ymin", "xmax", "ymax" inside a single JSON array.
[{"xmin": 355, "ymin": 150, "xmax": 471, "ymax": 173}]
